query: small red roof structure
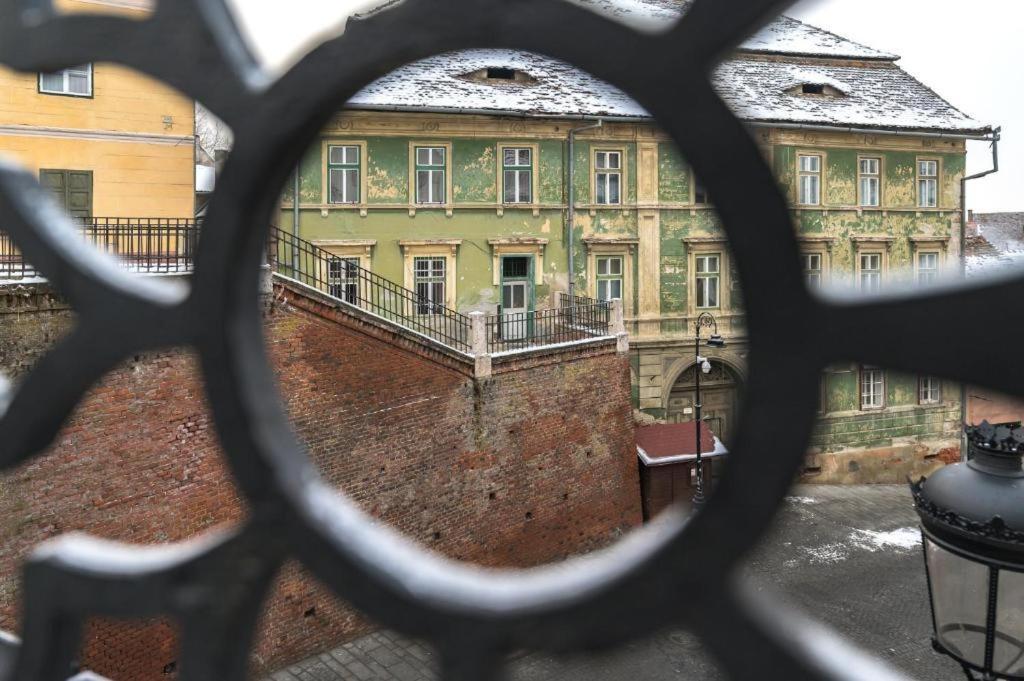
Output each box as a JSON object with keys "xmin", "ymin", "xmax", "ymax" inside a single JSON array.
[{"xmin": 636, "ymin": 421, "xmax": 728, "ymax": 467}]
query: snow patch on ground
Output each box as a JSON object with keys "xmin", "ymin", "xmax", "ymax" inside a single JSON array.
[
  {"xmin": 849, "ymin": 527, "xmax": 921, "ymax": 552},
  {"xmin": 798, "ymin": 527, "xmax": 920, "ymax": 566},
  {"xmin": 786, "ymin": 496, "xmax": 819, "ymax": 504},
  {"xmin": 805, "ymin": 542, "xmax": 849, "ymax": 565}
]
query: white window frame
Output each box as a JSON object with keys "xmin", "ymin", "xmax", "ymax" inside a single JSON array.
[
  {"xmin": 798, "ymin": 153, "xmax": 822, "ymax": 206},
  {"xmin": 415, "ymin": 146, "xmax": 447, "ymax": 205},
  {"xmin": 858, "ymin": 251, "xmax": 883, "ymax": 293},
  {"xmin": 327, "ymin": 256, "xmax": 360, "ymax": 302},
  {"xmin": 695, "ymin": 253, "xmax": 721, "ymax": 310},
  {"xmin": 594, "ymin": 149, "xmax": 623, "ymax": 206},
  {"xmin": 39, "ymin": 64, "xmax": 93, "ymax": 97},
  {"xmin": 502, "ymin": 147, "xmax": 533, "ymax": 204},
  {"xmin": 917, "ymin": 159, "xmax": 939, "ymax": 208},
  {"xmin": 861, "ymin": 367, "xmax": 885, "ymax": 410},
  {"xmin": 596, "ymin": 255, "xmax": 624, "ymax": 302},
  {"xmin": 919, "ymin": 376, "xmax": 942, "ymax": 405},
  {"xmin": 858, "ymin": 157, "xmax": 881, "ymax": 208},
  {"xmin": 916, "ymin": 250, "xmax": 940, "ymax": 286},
  {"xmin": 801, "ymin": 252, "xmax": 824, "ymax": 289},
  {"xmin": 327, "ymin": 145, "xmax": 361, "ymax": 205},
  {"xmin": 413, "ymin": 256, "xmax": 447, "ymax": 315}
]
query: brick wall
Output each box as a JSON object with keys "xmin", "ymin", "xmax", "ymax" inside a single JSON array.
[{"xmin": 0, "ymin": 280, "xmax": 640, "ymax": 679}]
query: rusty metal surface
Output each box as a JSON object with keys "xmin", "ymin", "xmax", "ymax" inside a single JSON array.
[{"xmin": 0, "ymin": 0, "xmax": 1012, "ymax": 679}]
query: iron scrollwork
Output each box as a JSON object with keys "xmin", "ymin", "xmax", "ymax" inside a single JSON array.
[{"xmin": 0, "ymin": 0, "xmax": 1021, "ymax": 680}]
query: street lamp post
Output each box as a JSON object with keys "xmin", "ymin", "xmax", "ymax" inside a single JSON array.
[
  {"xmin": 911, "ymin": 422, "xmax": 1024, "ymax": 681},
  {"xmin": 692, "ymin": 312, "xmax": 726, "ymax": 508}
]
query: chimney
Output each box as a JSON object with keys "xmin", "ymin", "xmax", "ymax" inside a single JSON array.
[
  {"xmin": 965, "ymin": 210, "xmax": 979, "ymax": 237},
  {"xmin": 214, "ymin": 149, "xmax": 229, "ymax": 174}
]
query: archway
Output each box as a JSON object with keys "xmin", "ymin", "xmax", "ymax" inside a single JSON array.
[{"xmin": 667, "ymin": 360, "xmax": 745, "ymax": 447}]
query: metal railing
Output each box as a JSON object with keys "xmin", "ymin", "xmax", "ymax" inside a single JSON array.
[
  {"xmin": 0, "ymin": 218, "xmax": 200, "ymax": 280},
  {"xmin": 486, "ymin": 299, "xmax": 610, "ymax": 354},
  {"xmin": 268, "ymin": 227, "xmax": 473, "ymax": 353}
]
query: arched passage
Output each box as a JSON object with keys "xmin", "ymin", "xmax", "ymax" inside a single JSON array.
[{"xmin": 666, "ymin": 360, "xmax": 745, "ymax": 446}]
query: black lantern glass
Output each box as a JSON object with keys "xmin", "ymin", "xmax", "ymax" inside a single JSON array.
[{"xmin": 911, "ymin": 422, "xmax": 1024, "ymax": 680}]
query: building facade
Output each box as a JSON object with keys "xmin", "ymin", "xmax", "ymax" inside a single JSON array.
[
  {"xmin": 280, "ymin": 1, "xmax": 994, "ymax": 480},
  {"xmin": 0, "ymin": 0, "xmax": 194, "ymax": 219}
]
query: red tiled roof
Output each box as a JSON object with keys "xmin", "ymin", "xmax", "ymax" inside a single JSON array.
[{"xmin": 635, "ymin": 421, "xmax": 717, "ymax": 460}]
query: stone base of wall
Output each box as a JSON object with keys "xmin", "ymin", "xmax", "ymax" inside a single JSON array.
[{"xmin": 801, "ymin": 439, "xmax": 961, "ymax": 485}]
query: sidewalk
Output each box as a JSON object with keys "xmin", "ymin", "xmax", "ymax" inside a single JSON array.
[{"xmin": 264, "ymin": 485, "xmax": 957, "ymax": 681}]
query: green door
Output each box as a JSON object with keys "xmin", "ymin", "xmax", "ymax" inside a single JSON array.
[
  {"xmin": 500, "ymin": 255, "xmax": 534, "ymax": 341},
  {"xmin": 40, "ymin": 169, "xmax": 93, "ymax": 218}
]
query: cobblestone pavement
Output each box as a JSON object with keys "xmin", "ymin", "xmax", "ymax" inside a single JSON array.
[{"xmin": 264, "ymin": 485, "xmax": 959, "ymax": 681}]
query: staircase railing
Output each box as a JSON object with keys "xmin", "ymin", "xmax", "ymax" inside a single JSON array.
[{"xmin": 268, "ymin": 227, "xmax": 473, "ymax": 353}]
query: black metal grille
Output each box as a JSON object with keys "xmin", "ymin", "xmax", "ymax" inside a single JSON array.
[
  {"xmin": 0, "ymin": 0, "xmax": 1000, "ymax": 679},
  {"xmin": 268, "ymin": 226, "xmax": 473, "ymax": 353},
  {"xmin": 0, "ymin": 218, "xmax": 199, "ymax": 280}
]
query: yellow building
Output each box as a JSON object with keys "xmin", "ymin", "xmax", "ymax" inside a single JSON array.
[{"xmin": 0, "ymin": 0, "xmax": 194, "ymax": 219}]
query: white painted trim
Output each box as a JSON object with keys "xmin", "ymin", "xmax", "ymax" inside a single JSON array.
[
  {"xmin": 636, "ymin": 437, "xmax": 729, "ymax": 467},
  {"xmin": 0, "ymin": 124, "xmax": 193, "ymax": 146}
]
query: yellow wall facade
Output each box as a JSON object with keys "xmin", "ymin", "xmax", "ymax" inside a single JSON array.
[{"xmin": 0, "ymin": 0, "xmax": 194, "ymax": 218}]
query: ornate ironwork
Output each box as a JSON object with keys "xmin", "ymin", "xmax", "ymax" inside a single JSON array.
[
  {"xmin": 911, "ymin": 478, "xmax": 1024, "ymax": 546},
  {"xmin": 0, "ymin": 0, "xmax": 1017, "ymax": 679}
]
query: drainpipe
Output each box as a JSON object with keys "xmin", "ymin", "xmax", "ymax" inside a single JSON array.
[
  {"xmin": 959, "ymin": 127, "xmax": 1001, "ymax": 458},
  {"xmin": 292, "ymin": 167, "xmax": 301, "ymax": 273},
  {"xmin": 567, "ymin": 119, "xmax": 603, "ymax": 301}
]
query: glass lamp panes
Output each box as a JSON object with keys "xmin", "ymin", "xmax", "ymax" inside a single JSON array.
[
  {"xmin": 925, "ymin": 538, "xmax": 993, "ymax": 671},
  {"xmin": 994, "ymin": 569, "xmax": 1024, "ymax": 676}
]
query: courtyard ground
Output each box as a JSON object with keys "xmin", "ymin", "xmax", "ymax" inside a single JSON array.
[{"xmin": 264, "ymin": 485, "xmax": 960, "ymax": 681}]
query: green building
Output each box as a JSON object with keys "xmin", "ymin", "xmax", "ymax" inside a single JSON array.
[{"xmin": 280, "ymin": 1, "xmax": 995, "ymax": 481}]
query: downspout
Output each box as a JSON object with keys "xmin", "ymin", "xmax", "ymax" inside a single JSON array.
[
  {"xmin": 959, "ymin": 127, "xmax": 1001, "ymax": 457},
  {"xmin": 567, "ymin": 119, "xmax": 603, "ymax": 301},
  {"xmin": 292, "ymin": 167, "xmax": 301, "ymax": 273}
]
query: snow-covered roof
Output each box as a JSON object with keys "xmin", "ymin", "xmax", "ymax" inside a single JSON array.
[
  {"xmin": 346, "ymin": 48, "xmax": 989, "ymax": 135},
  {"xmin": 715, "ymin": 58, "xmax": 986, "ymax": 135},
  {"xmin": 568, "ymin": 0, "xmax": 896, "ymax": 60},
  {"xmin": 966, "ymin": 214, "xmax": 1024, "ymax": 279}
]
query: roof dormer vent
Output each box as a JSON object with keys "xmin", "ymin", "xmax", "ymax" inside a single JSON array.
[
  {"xmin": 786, "ymin": 77, "xmax": 847, "ymax": 98},
  {"xmin": 486, "ymin": 67, "xmax": 516, "ymax": 80},
  {"xmin": 461, "ymin": 66, "xmax": 539, "ymax": 86}
]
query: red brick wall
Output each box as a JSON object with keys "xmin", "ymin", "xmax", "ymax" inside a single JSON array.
[{"xmin": 0, "ymin": 281, "xmax": 640, "ymax": 679}]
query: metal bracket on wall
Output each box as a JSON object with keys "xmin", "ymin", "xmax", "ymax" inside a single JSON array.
[{"xmin": 0, "ymin": 0, "xmax": 1019, "ymax": 680}]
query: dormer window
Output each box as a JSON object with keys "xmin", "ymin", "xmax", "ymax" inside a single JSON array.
[
  {"xmin": 788, "ymin": 80, "xmax": 846, "ymax": 98},
  {"xmin": 461, "ymin": 67, "xmax": 538, "ymax": 86},
  {"xmin": 486, "ymin": 67, "xmax": 516, "ymax": 80}
]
